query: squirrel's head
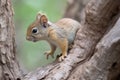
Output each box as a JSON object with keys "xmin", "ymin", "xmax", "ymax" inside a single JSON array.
[{"xmin": 26, "ymin": 13, "xmax": 49, "ymax": 42}]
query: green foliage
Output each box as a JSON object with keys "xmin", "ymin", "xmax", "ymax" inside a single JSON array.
[{"xmin": 13, "ymin": 0, "xmax": 67, "ymax": 71}]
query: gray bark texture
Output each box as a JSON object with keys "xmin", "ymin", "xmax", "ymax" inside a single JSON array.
[
  {"xmin": 0, "ymin": 0, "xmax": 21, "ymax": 80},
  {"xmin": 0, "ymin": 0, "xmax": 120, "ymax": 80}
]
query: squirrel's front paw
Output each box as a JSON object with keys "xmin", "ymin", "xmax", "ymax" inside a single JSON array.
[
  {"xmin": 58, "ymin": 54, "xmax": 67, "ymax": 62},
  {"xmin": 44, "ymin": 51, "xmax": 54, "ymax": 59}
]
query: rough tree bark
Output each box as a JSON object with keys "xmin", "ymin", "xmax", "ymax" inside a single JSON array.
[
  {"xmin": 0, "ymin": 0, "xmax": 120, "ymax": 80},
  {"xmin": 0, "ymin": 0, "xmax": 21, "ymax": 80}
]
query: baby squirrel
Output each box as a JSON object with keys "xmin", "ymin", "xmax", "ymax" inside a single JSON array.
[{"xmin": 26, "ymin": 12, "xmax": 80, "ymax": 61}]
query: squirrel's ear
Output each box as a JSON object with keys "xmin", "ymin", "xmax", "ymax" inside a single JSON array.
[
  {"xmin": 40, "ymin": 15, "xmax": 48, "ymax": 24},
  {"xmin": 36, "ymin": 13, "xmax": 48, "ymax": 24},
  {"xmin": 36, "ymin": 13, "xmax": 42, "ymax": 20}
]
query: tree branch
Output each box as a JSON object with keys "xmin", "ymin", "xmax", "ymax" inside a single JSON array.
[{"xmin": 68, "ymin": 17, "xmax": 120, "ymax": 80}]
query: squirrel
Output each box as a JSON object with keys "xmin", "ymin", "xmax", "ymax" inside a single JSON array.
[{"xmin": 26, "ymin": 12, "xmax": 80, "ymax": 61}]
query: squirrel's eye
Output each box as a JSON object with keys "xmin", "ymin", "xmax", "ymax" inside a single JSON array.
[{"xmin": 32, "ymin": 28, "xmax": 38, "ymax": 34}]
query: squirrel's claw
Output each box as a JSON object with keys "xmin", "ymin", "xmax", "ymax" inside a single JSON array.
[{"xmin": 44, "ymin": 51, "xmax": 54, "ymax": 59}]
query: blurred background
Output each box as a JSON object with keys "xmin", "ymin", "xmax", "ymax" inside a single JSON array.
[{"xmin": 12, "ymin": 0, "xmax": 67, "ymax": 72}]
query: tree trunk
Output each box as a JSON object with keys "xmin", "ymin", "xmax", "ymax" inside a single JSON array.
[
  {"xmin": 0, "ymin": 0, "xmax": 120, "ymax": 80},
  {"xmin": 64, "ymin": 0, "xmax": 89, "ymax": 22},
  {"xmin": 0, "ymin": 0, "xmax": 21, "ymax": 80}
]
